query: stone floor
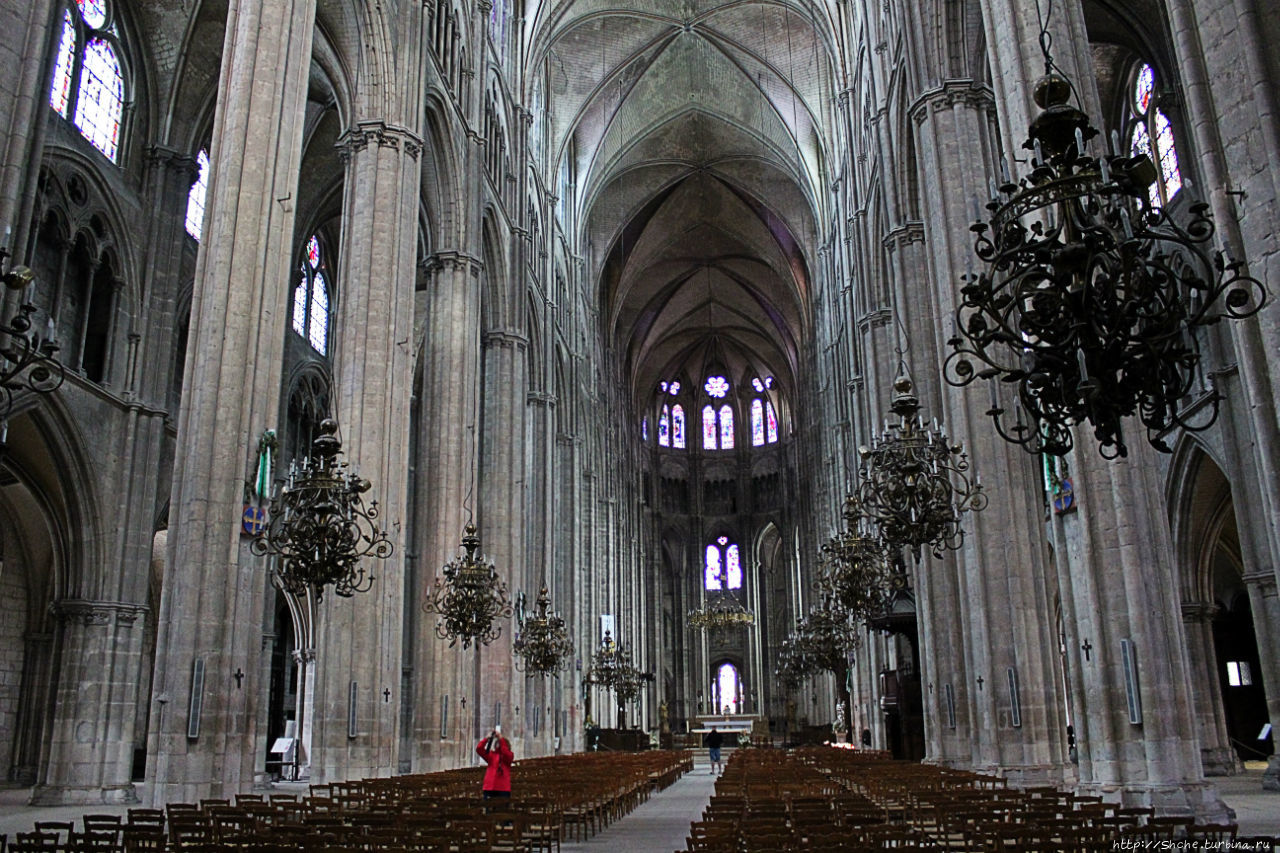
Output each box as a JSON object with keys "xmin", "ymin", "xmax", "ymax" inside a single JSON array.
[{"xmin": 1, "ymin": 761, "xmax": 1276, "ymax": 848}]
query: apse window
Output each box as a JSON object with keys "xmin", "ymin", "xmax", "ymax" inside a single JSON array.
[
  {"xmin": 703, "ymin": 403, "xmax": 734, "ymax": 450},
  {"xmin": 1226, "ymin": 661, "xmax": 1253, "ymax": 687},
  {"xmin": 1129, "ymin": 63, "xmax": 1182, "ymax": 208},
  {"xmin": 704, "ymin": 537, "xmax": 741, "ymax": 590},
  {"xmin": 658, "ymin": 403, "xmax": 685, "ymax": 448},
  {"xmin": 751, "ymin": 398, "xmax": 778, "ymax": 446},
  {"xmin": 50, "ymin": 0, "xmax": 126, "ymax": 162},
  {"xmin": 184, "ymin": 149, "xmax": 209, "ymax": 241},
  {"xmin": 292, "ymin": 235, "xmax": 331, "ymax": 356}
]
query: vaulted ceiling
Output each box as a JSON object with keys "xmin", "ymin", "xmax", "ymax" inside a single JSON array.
[{"xmin": 527, "ymin": 0, "xmax": 842, "ymax": 413}]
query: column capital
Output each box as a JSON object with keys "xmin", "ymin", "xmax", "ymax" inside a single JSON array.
[
  {"xmin": 482, "ymin": 329, "xmax": 528, "ymax": 350},
  {"xmin": 337, "ymin": 121, "xmax": 424, "ymax": 162},
  {"xmin": 421, "ymin": 251, "xmax": 483, "ymax": 276},
  {"xmin": 908, "ymin": 82, "xmax": 995, "ymax": 125},
  {"xmin": 51, "ymin": 599, "xmax": 148, "ymax": 626},
  {"xmin": 145, "ymin": 145, "xmax": 200, "ymax": 186}
]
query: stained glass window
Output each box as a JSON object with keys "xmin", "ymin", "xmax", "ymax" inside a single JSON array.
[
  {"xmin": 78, "ymin": 0, "xmax": 108, "ymax": 28},
  {"xmin": 658, "ymin": 406, "xmax": 670, "ymax": 446},
  {"xmin": 642, "ymin": 416, "xmax": 648, "ymax": 441},
  {"xmin": 704, "ymin": 375, "xmax": 729, "ymax": 398},
  {"xmin": 668, "ymin": 380, "xmax": 681, "ymax": 395},
  {"xmin": 292, "ymin": 277, "xmax": 307, "ymax": 335},
  {"xmin": 293, "ymin": 235, "xmax": 331, "ymax": 356},
  {"xmin": 660, "ymin": 381, "xmax": 668, "ymax": 393},
  {"xmin": 716, "ymin": 662, "xmax": 740, "ymax": 713},
  {"xmin": 704, "ymin": 544, "xmax": 722, "ymax": 590},
  {"xmin": 73, "ymin": 39, "xmax": 123, "ymax": 161},
  {"xmin": 719, "ymin": 404, "xmax": 734, "ymax": 449},
  {"xmin": 185, "ymin": 149, "xmax": 209, "ymax": 241},
  {"xmin": 703, "ymin": 404, "xmax": 717, "ymax": 449},
  {"xmin": 726, "ymin": 544, "xmax": 741, "ymax": 589},
  {"xmin": 751, "ymin": 399, "xmax": 765, "ymax": 446},
  {"xmin": 50, "ymin": 10, "xmax": 76, "ymax": 117},
  {"xmin": 1129, "ymin": 63, "xmax": 1181, "ymax": 207},
  {"xmin": 49, "ymin": 1, "xmax": 126, "ymax": 162},
  {"xmin": 766, "ymin": 401, "xmax": 778, "ymax": 443},
  {"xmin": 672, "ymin": 404, "xmax": 685, "ymax": 448},
  {"xmin": 309, "ymin": 273, "xmax": 329, "ymax": 354}
]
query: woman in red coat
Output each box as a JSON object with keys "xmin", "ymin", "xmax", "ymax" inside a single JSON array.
[{"xmin": 477, "ymin": 725, "xmax": 514, "ymax": 799}]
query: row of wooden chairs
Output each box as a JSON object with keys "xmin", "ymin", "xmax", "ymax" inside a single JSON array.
[{"xmin": 3, "ymin": 750, "xmax": 693, "ymax": 853}]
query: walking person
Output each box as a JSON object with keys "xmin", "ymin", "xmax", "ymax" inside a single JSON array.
[
  {"xmin": 704, "ymin": 726, "xmax": 724, "ymax": 774},
  {"xmin": 477, "ymin": 724, "xmax": 514, "ymax": 799}
]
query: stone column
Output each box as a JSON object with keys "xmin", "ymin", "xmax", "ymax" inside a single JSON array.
[
  {"xmin": 904, "ymin": 80, "xmax": 1069, "ymax": 785},
  {"xmin": 0, "ymin": 0, "xmax": 56, "ymax": 257},
  {"xmin": 478, "ymin": 327, "xmax": 526, "ymax": 753},
  {"xmin": 412, "ymin": 252, "xmax": 484, "ymax": 771},
  {"xmin": 134, "ymin": 147, "xmax": 200, "ymax": 406},
  {"xmin": 147, "ymin": 0, "xmax": 316, "ymax": 804},
  {"xmin": 308, "ymin": 121, "xmax": 422, "ymax": 783},
  {"xmin": 1181, "ymin": 603, "xmax": 1240, "ymax": 776},
  {"xmin": 33, "ymin": 601, "xmax": 147, "ymax": 805}
]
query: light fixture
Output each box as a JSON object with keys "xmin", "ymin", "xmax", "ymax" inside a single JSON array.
[
  {"xmin": 687, "ymin": 598, "xmax": 755, "ymax": 634},
  {"xmin": 424, "ymin": 521, "xmax": 513, "ymax": 649},
  {"xmin": 585, "ymin": 630, "xmax": 653, "ymax": 709},
  {"xmin": 1, "ymin": 247, "xmax": 63, "ymax": 421},
  {"xmin": 944, "ymin": 0, "xmax": 1266, "ymax": 459},
  {"xmin": 818, "ymin": 494, "xmax": 890, "ymax": 617},
  {"xmin": 251, "ymin": 418, "xmax": 393, "ymax": 599},
  {"xmin": 856, "ymin": 371, "xmax": 987, "ymax": 561},
  {"xmin": 513, "ymin": 586, "xmax": 573, "ymax": 676}
]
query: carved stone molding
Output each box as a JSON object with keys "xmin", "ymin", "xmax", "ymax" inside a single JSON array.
[
  {"xmin": 337, "ymin": 122, "xmax": 424, "ymax": 163},
  {"xmin": 421, "ymin": 251, "xmax": 484, "ymax": 276},
  {"xmin": 857, "ymin": 308, "xmax": 894, "ymax": 333},
  {"xmin": 482, "ymin": 329, "xmax": 528, "ymax": 350},
  {"xmin": 292, "ymin": 648, "xmax": 317, "ymax": 664},
  {"xmin": 51, "ymin": 599, "xmax": 148, "ymax": 627},
  {"xmin": 882, "ymin": 222, "xmax": 925, "ymax": 252},
  {"xmin": 528, "ymin": 391, "xmax": 557, "ymax": 407},
  {"xmin": 909, "ymin": 83, "xmax": 996, "ymax": 125},
  {"xmin": 1180, "ymin": 601, "xmax": 1221, "ymax": 622},
  {"xmin": 145, "ymin": 145, "xmax": 200, "ymax": 186}
]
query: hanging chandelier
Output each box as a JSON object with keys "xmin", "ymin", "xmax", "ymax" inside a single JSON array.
[
  {"xmin": 586, "ymin": 630, "xmax": 652, "ymax": 704},
  {"xmin": 773, "ymin": 597, "xmax": 858, "ymax": 688},
  {"xmin": 943, "ymin": 3, "xmax": 1266, "ymax": 459},
  {"xmin": 856, "ymin": 371, "xmax": 987, "ymax": 561},
  {"xmin": 1, "ymin": 250, "xmax": 64, "ymax": 421},
  {"xmin": 687, "ymin": 598, "xmax": 755, "ymax": 633},
  {"xmin": 251, "ymin": 419, "xmax": 393, "ymax": 599},
  {"xmin": 513, "ymin": 586, "xmax": 573, "ymax": 676},
  {"xmin": 818, "ymin": 495, "xmax": 891, "ymax": 618},
  {"xmin": 424, "ymin": 522, "xmax": 513, "ymax": 649}
]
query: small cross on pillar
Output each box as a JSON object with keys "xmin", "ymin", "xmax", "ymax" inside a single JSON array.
[
  {"xmin": 976, "ymin": 676, "xmax": 984, "ymax": 691},
  {"xmin": 1081, "ymin": 639, "xmax": 1093, "ymax": 661},
  {"xmin": 233, "ymin": 668, "xmax": 244, "ymax": 689},
  {"xmin": 383, "ymin": 688, "xmax": 391, "ymax": 702}
]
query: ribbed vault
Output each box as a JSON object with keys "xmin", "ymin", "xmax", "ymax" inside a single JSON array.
[{"xmin": 528, "ymin": 0, "xmax": 841, "ymax": 415}]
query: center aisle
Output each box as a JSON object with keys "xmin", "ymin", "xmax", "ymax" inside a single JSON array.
[{"xmin": 559, "ymin": 760, "xmax": 717, "ymax": 853}]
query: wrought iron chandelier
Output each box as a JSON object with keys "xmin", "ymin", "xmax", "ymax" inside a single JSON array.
[
  {"xmin": 944, "ymin": 1, "xmax": 1266, "ymax": 459},
  {"xmin": 513, "ymin": 586, "xmax": 573, "ymax": 676},
  {"xmin": 424, "ymin": 521, "xmax": 513, "ymax": 649},
  {"xmin": 774, "ymin": 597, "xmax": 858, "ymax": 689},
  {"xmin": 687, "ymin": 559, "xmax": 755, "ymax": 635},
  {"xmin": 818, "ymin": 495, "xmax": 891, "ymax": 618},
  {"xmin": 687, "ymin": 598, "xmax": 755, "ymax": 633},
  {"xmin": 251, "ymin": 418, "xmax": 393, "ymax": 599},
  {"xmin": 856, "ymin": 371, "xmax": 987, "ymax": 561},
  {"xmin": 1, "ymin": 249, "xmax": 63, "ymax": 421},
  {"xmin": 585, "ymin": 630, "xmax": 652, "ymax": 705}
]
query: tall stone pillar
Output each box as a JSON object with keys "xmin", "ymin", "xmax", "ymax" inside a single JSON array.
[
  {"xmin": 905, "ymin": 81, "xmax": 1068, "ymax": 785},
  {"xmin": 307, "ymin": 121, "xmax": 422, "ymax": 783},
  {"xmin": 33, "ymin": 602, "xmax": 148, "ymax": 804},
  {"xmin": 412, "ymin": 253, "xmax": 483, "ymax": 770},
  {"xmin": 147, "ymin": 0, "xmax": 316, "ymax": 804},
  {"xmin": 478, "ymin": 327, "xmax": 527, "ymax": 752},
  {"xmin": 0, "ymin": 0, "xmax": 55, "ymax": 256},
  {"xmin": 1181, "ymin": 603, "xmax": 1240, "ymax": 776}
]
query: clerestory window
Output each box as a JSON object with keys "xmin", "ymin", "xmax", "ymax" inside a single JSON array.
[{"xmin": 50, "ymin": 0, "xmax": 126, "ymax": 162}]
